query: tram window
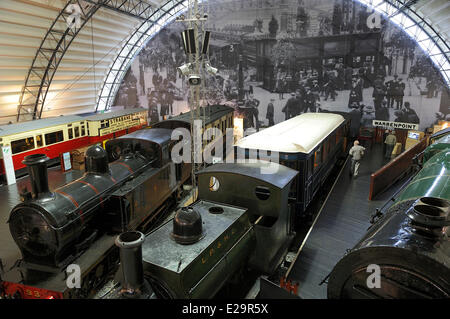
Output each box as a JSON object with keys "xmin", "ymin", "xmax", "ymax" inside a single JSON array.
[
  {"xmin": 74, "ymin": 127, "xmax": 80, "ymax": 138},
  {"xmin": 68, "ymin": 128, "xmax": 73, "ymax": 139},
  {"xmin": 45, "ymin": 131, "xmax": 64, "ymax": 145},
  {"xmin": 36, "ymin": 135, "xmax": 43, "ymax": 147},
  {"xmin": 81, "ymin": 126, "xmax": 85, "ymax": 136},
  {"xmin": 11, "ymin": 137, "xmax": 35, "ymax": 154}
]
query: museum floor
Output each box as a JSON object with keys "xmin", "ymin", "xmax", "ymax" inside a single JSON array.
[{"xmin": 288, "ymin": 143, "xmax": 409, "ymax": 298}]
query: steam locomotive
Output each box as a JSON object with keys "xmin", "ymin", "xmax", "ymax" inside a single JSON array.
[
  {"xmin": 327, "ymin": 132, "xmax": 450, "ymax": 299},
  {"xmin": 0, "ymin": 104, "xmax": 235, "ymax": 299},
  {"xmin": 1, "ymin": 128, "xmax": 191, "ymax": 299},
  {"xmin": 105, "ymin": 160, "xmax": 299, "ymax": 299}
]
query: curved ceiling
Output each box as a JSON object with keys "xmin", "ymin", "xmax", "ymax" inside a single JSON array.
[{"xmin": 0, "ymin": 0, "xmax": 448, "ymax": 124}]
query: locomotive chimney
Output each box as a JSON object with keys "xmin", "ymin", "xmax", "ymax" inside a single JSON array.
[
  {"xmin": 22, "ymin": 154, "xmax": 53, "ymax": 200},
  {"xmin": 408, "ymin": 197, "xmax": 450, "ymax": 238},
  {"xmin": 115, "ymin": 231, "xmax": 146, "ymax": 298}
]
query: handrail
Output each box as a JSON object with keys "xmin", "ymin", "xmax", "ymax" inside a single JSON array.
[{"xmin": 369, "ymin": 137, "xmax": 428, "ymax": 200}]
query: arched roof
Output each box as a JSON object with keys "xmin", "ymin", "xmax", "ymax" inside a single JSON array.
[{"xmin": 0, "ymin": 0, "xmax": 448, "ymax": 124}]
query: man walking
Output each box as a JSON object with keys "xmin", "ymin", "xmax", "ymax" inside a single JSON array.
[
  {"xmin": 246, "ymin": 94, "xmax": 260, "ymax": 131},
  {"xmin": 266, "ymin": 98, "xmax": 275, "ymax": 127},
  {"xmin": 349, "ymin": 140, "xmax": 366, "ymax": 178},
  {"xmin": 384, "ymin": 130, "xmax": 397, "ymax": 160}
]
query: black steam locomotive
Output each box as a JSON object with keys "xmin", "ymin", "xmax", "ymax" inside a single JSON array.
[
  {"xmin": 1, "ymin": 105, "xmax": 234, "ymax": 299},
  {"xmin": 2, "ymin": 128, "xmax": 192, "ymax": 298}
]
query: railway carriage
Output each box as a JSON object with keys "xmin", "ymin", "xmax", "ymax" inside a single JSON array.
[
  {"xmin": 0, "ymin": 108, "xmax": 147, "ymax": 179},
  {"xmin": 235, "ymin": 112, "xmax": 350, "ymax": 215},
  {"xmin": 153, "ymin": 104, "xmax": 234, "ymax": 153}
]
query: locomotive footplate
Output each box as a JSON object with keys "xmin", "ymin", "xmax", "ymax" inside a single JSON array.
[{"xmin": 1, "ymin": 235, "xmax": 117, "ymax": 299}]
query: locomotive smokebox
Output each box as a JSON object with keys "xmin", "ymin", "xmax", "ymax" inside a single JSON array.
[
  {"xmin": 22, "ymin": 154, "xmax": 52, "ymax": 200},
  {"xmin": 115, "ymin": 231, "xmax": 146, "ymax": 297},
  {"xmin": 85, "ymin": 145, "xmax": 109, "ymax": 174}
]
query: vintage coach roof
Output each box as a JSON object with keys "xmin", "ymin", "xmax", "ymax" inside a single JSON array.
[
  {"xmin": 114, "ymin": 128, "xmax": 173, "ymax": 147},
  {"xmin": 81, "ymin": 108, "xmax": 147, "ymax": 121},
  {"xmin": 0, "ymin": 115, "xmax": 84, "ymax": 138},
  {"xmin": 235, "ymin": 113, "xmax": 345, "ymax": 154}
]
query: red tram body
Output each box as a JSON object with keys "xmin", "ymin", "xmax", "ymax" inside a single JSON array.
[{"xmin": 0, "ymin": 108, "xmax": 148, "ymax": 178}]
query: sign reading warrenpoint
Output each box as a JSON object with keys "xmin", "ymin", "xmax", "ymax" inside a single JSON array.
[{"xmin": 372, "ymin": 120, "xmax": 419, "ymax": 131}]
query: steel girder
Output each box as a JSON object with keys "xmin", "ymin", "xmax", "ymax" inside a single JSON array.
[
  {"xmin": 17, "ymin": 0, "xmax": 162, "ymax": 121},
  {"xmin": 83, "ymin": 0, "xmax": 156, "ymax": 20},
  {"xmin": 17, "ymin": 1, "xmax": 102, "ymax": 121},
  {"xmin": 96, "ymin": 0, "xmax": 188, "ymax": 112},
  {"xmin": 365, "ymin": 0, "xmax": 449, "ymax": 84}
]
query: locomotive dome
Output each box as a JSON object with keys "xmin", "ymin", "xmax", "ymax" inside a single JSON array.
[{"xmin": 85, "ymin": 145, "xmax": 110, "ymax": 175}]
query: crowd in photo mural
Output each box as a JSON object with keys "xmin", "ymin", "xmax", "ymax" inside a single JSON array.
[{"xmin": 114, "ymin": 0, "xmax": 449, "ymax": 133}]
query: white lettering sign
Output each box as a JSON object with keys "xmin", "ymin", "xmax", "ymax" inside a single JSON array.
[{"xmin": 372, "ymin": 120, "xmax": 419, "ymax": 131}]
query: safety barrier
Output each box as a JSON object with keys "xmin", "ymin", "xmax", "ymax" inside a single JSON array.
[{"xmin": 369, "ymin": 138, "xmax": 428, "ymax": 200}]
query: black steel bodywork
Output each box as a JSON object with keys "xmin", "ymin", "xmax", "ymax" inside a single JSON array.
[
  {"xmin": 8, "ymin": 128, "xmax": 191, "ymax": 270},
  {"xmin": 197, "ymin": 161, "xmax": 298, "ymax": 274}
]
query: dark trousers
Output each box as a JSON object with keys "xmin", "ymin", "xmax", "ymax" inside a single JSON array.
[{"xmin": 385, "ymin": 143, "xmax": 394, "ymax": 159}]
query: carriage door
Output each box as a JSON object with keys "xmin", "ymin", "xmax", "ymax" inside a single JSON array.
[{"xmin": 305, "ymin": 156, "xmax": 313, "ymax": 206}]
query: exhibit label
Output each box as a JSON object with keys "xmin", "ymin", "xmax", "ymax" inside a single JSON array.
[{"xmin": 372, "ymin": 120, "xmax": 419, "ymax": 131}]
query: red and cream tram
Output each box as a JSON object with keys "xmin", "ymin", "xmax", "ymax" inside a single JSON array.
[{"xmin": 0, "ymin": 108, "xmax": 148, "ymax": 178}]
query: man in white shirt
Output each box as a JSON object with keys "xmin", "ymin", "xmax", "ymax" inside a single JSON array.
[
  {"xmin": 384, "ymin": 131, "xmax": 397, "ymax": 159},
  {"xmin": 349, "ymin": 140, "xmax": 366, "ymax": 178}
]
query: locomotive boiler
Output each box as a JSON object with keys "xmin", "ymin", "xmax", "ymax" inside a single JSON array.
[{"xmin": 327, "ymin": 138, "xmax": 450, "ymax": 299}]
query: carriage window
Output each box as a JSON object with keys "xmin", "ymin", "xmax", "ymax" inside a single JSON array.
[
  {"xmin": 314, "ymin": 147, "xmax": 322, "ymax": 170},
  {"xmin": 36, "ymin": 135, "xmax": 43, "ymax": 147},
  {"xmin": 74, "ymin": 127, "xmax": 80, "ymax": 138},
  {"xmin": 68, "ymin": 128, "xmax": 73, "ymax": 139},
  {"xmin": 45, "ymin": 131, "xmax": 64, "ymax": 145},
  {"xmin": 330, "ymin": 133, "xmax": 336, "ymax": 150},
  {"xmin": 81, "ymin": 126, "xmax": 85, "ymax": 136},
  {"xmin": 255, "ymin": 186, "xmax": 271, "ymax": 201},
  {"xmin": 336, "ymin": 128, "xmax": 342, "ymax": 144},
  {"xmin": 307, "ymin": 157, "xmax": 313, "ymax": 178},
  {"xmin": 209, "ymin": 176, "xmax": 220, "ymax": 192},
  {"xmin": 11, "ymin": 137, "xmax": 35, "ymax": 154}
]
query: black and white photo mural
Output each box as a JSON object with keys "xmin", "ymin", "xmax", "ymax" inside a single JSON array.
[{"xmin": 113, "ymin": 0, "xmax": 449, "ymax": 132}]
